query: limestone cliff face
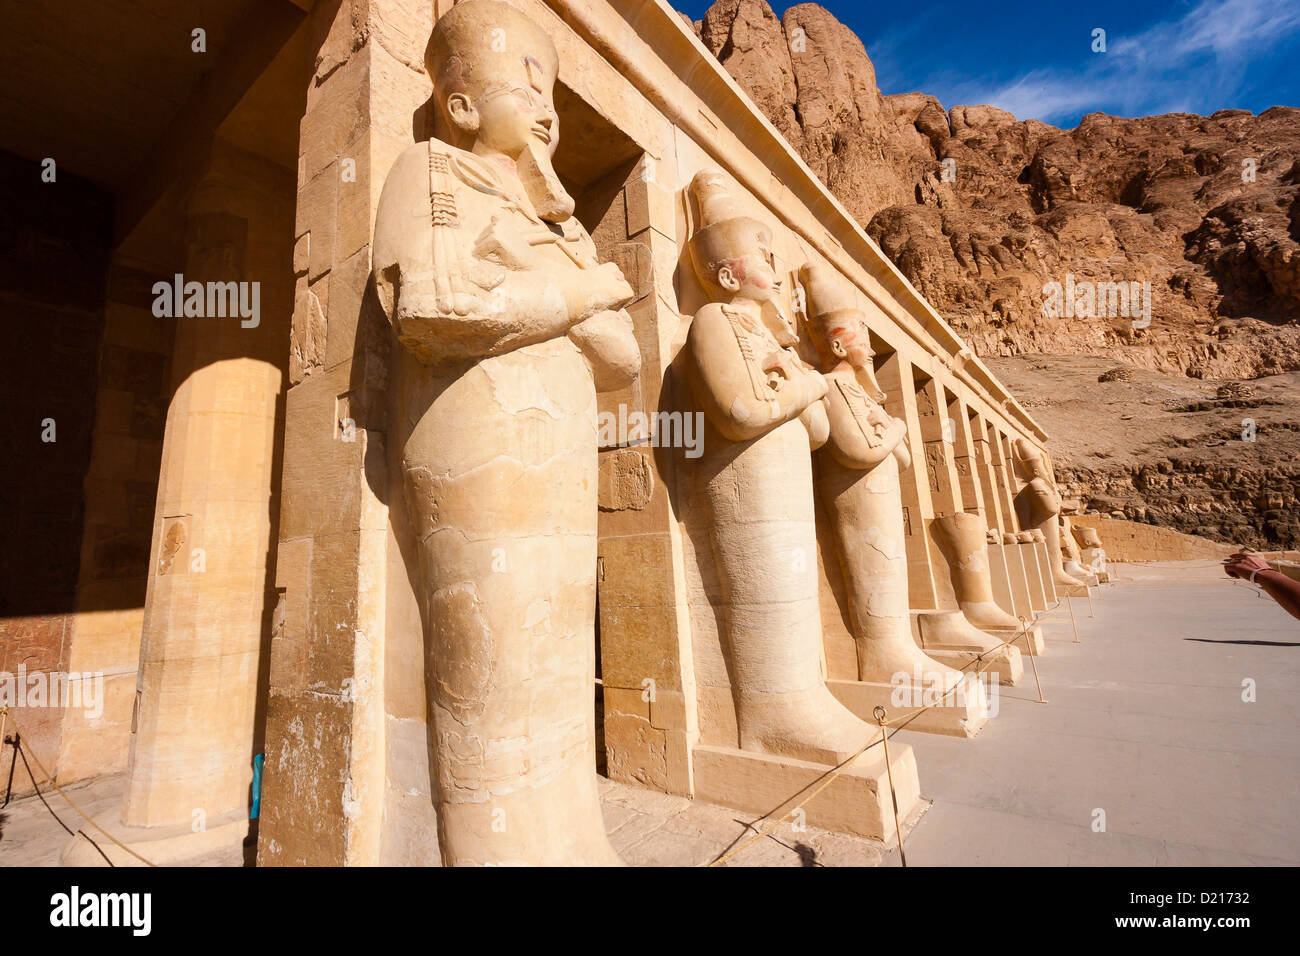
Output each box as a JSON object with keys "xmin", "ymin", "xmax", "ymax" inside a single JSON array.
[{"xmin": 691, "ymin": 0, "xmax": 1300, "ymax": 548}]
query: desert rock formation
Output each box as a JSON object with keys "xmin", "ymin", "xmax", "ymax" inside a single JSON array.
[{"xmin": 691, "ymin": 0, "xmax": 1300, "ymax": 548}]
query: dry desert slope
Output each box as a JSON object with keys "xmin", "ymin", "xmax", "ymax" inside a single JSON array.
[{"xmin": 689, "ymin": 0, "xmax": 1299, "ymax": 549}]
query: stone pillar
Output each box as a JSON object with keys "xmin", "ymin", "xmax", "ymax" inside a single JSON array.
[
  {"xmin": 916, "ymin": 375, "xmax": 963, "ymax": 518},
  {"xmin": 875, "ymin": 351, "xmax": 940, "ymax": 610},
  {"xmin": 972, "ymin": 419, "xmax": 1005, "ymax": 533},
  {"xmin": 597, "ymin": 168, "xmax": 701, "ymax": 800},
  {"xmin": 257, "ymin": 0, "xmax": 435, "ymax": 867},
  {"xmin": 63, "ymin": 145, "xmax": 293, "ymax": 865},
  {"xmin": 949, "ymin": 394, "xmax": 984, "ymax": 520},
  {"xmin": 991, "ymin": 429, "xmax": 1021, "ymax": 532},
  {"xmin": 870, "ymin": 364, "xmax": 1016, "ymax": 682}
]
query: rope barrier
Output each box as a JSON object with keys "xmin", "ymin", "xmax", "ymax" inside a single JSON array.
[
  {"xmin": 11, "ymin": 734, "xmax": 115, "ymax": 866},
  {"xmin": 874, "ymin": 706, "xmax": 907, "ymax": 868},
  {"xmin": 706, "ymin": 640, "xmax": 1013, "ymax": 866},
  {"xmin": 3, "ymin": 594, "xmax": 1082, "ymax": 871},
  {"xmin": 0, "ymin": 708, "xmax": 158, "ymax": 867}
]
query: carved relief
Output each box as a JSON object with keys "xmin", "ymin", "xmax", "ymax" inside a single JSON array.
[{"xmin": 157, "ymin": 516, "xmax": 189, "ymax": 575}]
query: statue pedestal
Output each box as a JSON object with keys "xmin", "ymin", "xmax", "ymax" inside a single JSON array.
[
  {"xmin": 988, "ymin": 542, "xmax": 1028, "ymax": 620},
  {"xmin": 1080, "ymin": 547, "xmax": 1110, "ymax": 583},
  {"xmin": 828, "ymin": 676, "xmax": 989, "ymax": 738},
  {"xmin": 60, "ymin": 809, "xmax": 248, "ymax": 867},
  {"xmin": 912, "ymin": 611, "xmax": 1025, "ymax": 685},
  {"xmin": 1019, "ymin": 542, "xmax": 1051, "ymax": 611},
  {"xmin": 1012, "ymin": 622, "xmax": 1045, "ymax": 656},
  {"xmin": 1033, "ymin": 540, "xmax": 1060, "ymax": 604},
  {"xmin": 692, "ymin": 741, "xmax": 924, "ymax": 842},
  {"xmin": 972, "ymin": 620, "xmax": 1045, "ymax": 656}
]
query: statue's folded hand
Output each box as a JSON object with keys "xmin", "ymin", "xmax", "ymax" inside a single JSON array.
[
  {"xmin": 567, "ymin": 262, "xmax": 635, "ymax": 322},
  {"xmin": 568, "ymin": 308, "xmax": 640, "ymax": 391}
]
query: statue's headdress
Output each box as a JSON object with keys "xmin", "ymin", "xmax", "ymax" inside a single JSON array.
[
  {"xmin": 426, "ymin": 0, "xmax": 559, "ymax": 101},
  {"xmin": 687, "ymin": 171, "xmax": 771, "ymax": 293}
]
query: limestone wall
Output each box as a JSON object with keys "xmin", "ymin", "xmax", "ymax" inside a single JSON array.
[
  {"xmin": 1071, "ymin": 515, "xmax": 1235, "ymax": 562},
  {"xmin": 0, "ymin": 151, "xmax": 123, "ymax": 795}
]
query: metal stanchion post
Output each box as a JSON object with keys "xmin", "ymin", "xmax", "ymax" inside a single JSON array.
[
  {"xmin": 873, "ymin": 706, "xmax": 907, "ymax": 868},
  {"xmin": 1017, "ymin": 617, "xmax": 1047, "ymax": 703}
]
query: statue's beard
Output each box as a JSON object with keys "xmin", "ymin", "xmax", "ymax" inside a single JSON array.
[
  {"xmin": 518, "ymin": 139, "xmax": 575, "ymax": 223},
  {"xmin": 760, "ymin": 299, "xmax": 799, "ymax": 347},
  {"xmin": 853, "ymin": 365, "xmax": 888, "ymax": 403}
]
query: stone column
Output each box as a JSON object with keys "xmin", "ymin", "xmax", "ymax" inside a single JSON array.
[
  {"xmin": 875, "ymin": 352, "xmax": 940, "ymax": 610},
  {"xmin": 63, "ymin": 146, "xmax": 292, "ymax": 865},
  {"xmin": 991, "ymin": 429, "xmax": 1021, "ymax": 531},
  {"xmin": 949, "ymin": 395, "xmax": 985, "ymax": 521}
]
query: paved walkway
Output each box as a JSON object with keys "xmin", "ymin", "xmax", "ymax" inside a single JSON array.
[
  {"xmin": 3, "ymin": 561, "xmax": 1294, "ymax": 866},
  {"xmin": 898, "ymin": 560, "xmax": 1300, "ymax": 865}
]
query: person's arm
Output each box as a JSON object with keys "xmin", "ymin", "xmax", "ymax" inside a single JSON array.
[
  {"xmin": 800, "ymin": 397, "xmax": 830, "ymax": 450},
  {"xmin": 1224, "ymin": 553, "xmax": 1300, "ymax": 620}
]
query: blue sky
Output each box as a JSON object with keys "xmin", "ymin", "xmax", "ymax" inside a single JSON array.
[{"xmin": 677, "ymin": 0, "xmax": 1300, "ymax": 128}]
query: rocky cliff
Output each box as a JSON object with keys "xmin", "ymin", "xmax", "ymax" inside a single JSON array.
[{"xmin": 690, "ymin": 0, "xmax": 1300, "ymax": 549}]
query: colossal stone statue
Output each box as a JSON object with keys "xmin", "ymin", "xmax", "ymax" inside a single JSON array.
[
  {"xmin": 1069, "ymin": 522, "xmax": 1110, "ymax": 581},
  {"xmin": 1058, "ymin": 514, "xmax": 1100, "ymax": 585},
  {"xmin": 800, "ymin": 264, "xmax": 963, "ymax": 701},
  {"xmin": 1013, "ymin": 438, "xmax": 1086, "ymax": 591},
  {"xmin": 684, "ymin": 171, "xmax": 877, "ymax": 765},
  {"xmin": 372, "ymin": 0, "xmax": 639, "ymax": 865},
  {"xmin": 933, "ymin": 511, "xmax": 1028, "ymax": 634}
]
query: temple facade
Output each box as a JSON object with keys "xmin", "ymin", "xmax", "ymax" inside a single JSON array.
[{"xmin": 0, "ymin": 0, "xmax": 1073, "ymax": 867}]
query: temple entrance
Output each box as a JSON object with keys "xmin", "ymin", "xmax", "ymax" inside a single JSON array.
[{"xmin": 549, "ymin": 80, "xmax": 647, "ymax": 776}]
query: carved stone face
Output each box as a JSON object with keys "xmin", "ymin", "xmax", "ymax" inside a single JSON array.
[
  {"xmin": 823, "ymin": 316, "xmax": 875, "ymax": 373},
  {"xmin": 717, "ymin": 237, "xmax": 780, "ymax": 304},
  {"xmin": 1014, "ymin": 438, "xmax": 1051, "ymax": 483},
  {"xmin": 451, "ymin": 75, "xmax": 558, "ymax": 161},
  {"xmin": 808, "ymin": 310, "xmax": 886, "ymax": 400}
]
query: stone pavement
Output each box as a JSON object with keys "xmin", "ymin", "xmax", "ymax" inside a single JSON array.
[
  {"xmin": 2, "ymin": 560, "xmax": 1293, "ymax": 867},
  {"xmin": 896, "ymin": 560, "xmax": 1300, "ymax": 865},
  {"xmin": 0, "ymin": 766, "xmax": 898, "ymax": 867}
]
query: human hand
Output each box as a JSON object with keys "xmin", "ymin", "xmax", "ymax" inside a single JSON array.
[
  {"xmin": 802, "ymin": 367, "xmax": 829, "ymax": 403},
  {"xmin": 1223, "ymin": 552, "xmax": 1271, "ymax": 581},
  {"xmin": 866, "ymin": 403, "xmax": 892, "ymax": 428}
]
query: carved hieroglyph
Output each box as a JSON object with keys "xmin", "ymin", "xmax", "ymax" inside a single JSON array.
[
  {"xmin": 684, "ymin": 171, "xmax": 877, "ymax": 765},
  {"xmin": 1013, "ymin": 438, "xmax": 1085, "ymax": 590},
  {"xmin": 801, "ymin": 263, "xmax": 961, "ymax": 694},
  {"xmin": 372, "ymin": 0, "xmax": 639, "ymax": 866}
]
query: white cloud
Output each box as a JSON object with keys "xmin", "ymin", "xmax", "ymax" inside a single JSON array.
[{"xmin": 957, "ymin": 0, "xmax": 1300, "ymax": 124}]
